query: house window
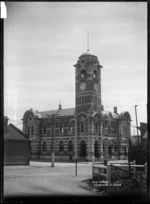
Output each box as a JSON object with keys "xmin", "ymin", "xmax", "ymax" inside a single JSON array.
[
  {"xmin": 44, "ymin": 125, "xmax": 46, "ymax": 134},
  {"xmin": 108, "ymin": 125, "xmax": 111, "ymax": 134},
  {"xmin": 85, "ymin": 119, "xmax": 88, "ymax": 132},
  {"xmin": 43, "ymin": 141, "xmax": 47, "ymax": 152},
  {"xmin": 68, "ymin": 140, "xmax": 73, "ymax": 152},
  {"xmin": 95, "ymin": 121, "xmax": 98, "ymax": 132},
  {"xmin": 31, "ymin": 126, "xmax": 34, "ymax": 134},
  {"xmin": 124, "ymin": 147, "xmax": 127, "ymax": 156},
  {"xmin": 81, "ymin": 121, "xmax": 84, "ymax": 132},
  {"xmin": 59, "ymin": 141, "xmax": 64, "ymax": 151},
  {"xmin": 108, "ymin": 146, "xmax": 112, "ymax": 157}
]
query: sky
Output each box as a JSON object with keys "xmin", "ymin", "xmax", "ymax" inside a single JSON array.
[{"xmin": 4, "ymin": 2, "xmax": 147, "ymax": 135}]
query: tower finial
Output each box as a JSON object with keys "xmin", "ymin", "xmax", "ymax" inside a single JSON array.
[
  {"xmin": 58, "ymin": 99, "xmax": 62, "ymax": 110},
  {"xmin": 87, "ymin": 30, "xmax": 89, "ymax": 52}
]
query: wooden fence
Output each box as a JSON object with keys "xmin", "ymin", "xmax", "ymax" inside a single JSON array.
[{"xmin": 92, "ymin": 161, "xmax": 147, "ymax": 184}]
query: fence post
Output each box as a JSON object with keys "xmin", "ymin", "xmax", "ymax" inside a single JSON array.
[
  {"xmin": 145, "ymin": 163, "xmax": 147, "ymax": 179},
  {"xmin": 133, "ymin": 160, "xmax": 136, "ymax": 175},
  {"xmin": 107, "ymin": 164, "xmax": 111, "ymax": 185}
]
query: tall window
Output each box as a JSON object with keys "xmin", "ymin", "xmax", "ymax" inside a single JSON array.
[
  {"xmin": 80, "ymin": 140, "xmax": 87, "ymax": 157},
  {"xmin": 31, "ymin": 126, "xmax": 34, "ymax": 134},
  {"xmin": 124, "ymin": 147, "xmax": 127, "ymax": 156},
  {"xmin": 44, "ymin": 125, "xmax": 46, "ymax": 134},
  {"xmin": 60, "ymin": 124, "xmax": 62, "ymax": 133},
  {"xmin": 114, "ymin": 125, "xmax": 117, "ymax": 134},
  {"xmin": 39, "ymin": 124, "xmax": 42, "ymax": 134},
  {"xmin": 59, "ymin": 141, "xmax": 64, "ymax": 151},
  {"xmin": 85, "ymin": 118, "xmax": 88, "ymax": 132},
  {"xmin": 28, "ymin": 126, "xmax": 30, "ymax": 134},
  {"xmin": 94, "ymin": 141, "xmax": 99, "ymax": 158},
  {"xmin": 43, "ymin": 141, "xmax": 47, "ymax": 152},
  {"xmin": 95, "ymin": 121, "xmax": 98, "ymax": 132},
  {"xmin": 81, "ymin": 121, "xmax": 84, "ymax": 132},
  {"xmin": 114, "ymin": 142, "xmax": 117, "ymax": 152},
  {"xmin": 108, "ymin": 125, "xmax": 111, "ymax": 134},
  {"xmin": 81, "ymin": 96, "xmax": 84, "ymax": 104},
  {"xmin": 108, "ymin": 146, "xmax": 112, "ymax": 157},
  {"xmin": 68, "ymin": 140, "xmax": 73, "ymax": 152}
]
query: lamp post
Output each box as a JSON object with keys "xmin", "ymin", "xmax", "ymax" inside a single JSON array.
[
  {"xmin": 47, "ymin": 113, "xmax": 59, "ymax": 167},
  {"xmin": 70, "ymin": 118, "xmax": 78, "ymax": 176}
]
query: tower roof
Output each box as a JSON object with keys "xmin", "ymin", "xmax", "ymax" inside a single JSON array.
[{"xmin": 79, "ymin": 50, "xmax": 96, "ymax": 58}]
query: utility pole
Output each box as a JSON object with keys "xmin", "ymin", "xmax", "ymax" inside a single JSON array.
[
  {"xmin": 135, "ymin": 105, "xmax": 139, "ymax": 144},
  {"xmin": 128, "ymin": 121, "xmax": 131, "ymax": 177},
  {"xmin": 47, "ymin": 113, "xmax": 59, "ymax": 167}
]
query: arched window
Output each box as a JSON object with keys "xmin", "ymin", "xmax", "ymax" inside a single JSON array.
[
  {"xmin": 114, "ymin": 142, "xmax": 117, "ymax": 152},
  {"xmin": 108, "ymin": 146, "xmax": 112, "ymax": 157},
  {"xmin": 68, "ymin": 140, "xmax": 73, "ymax": 152},
  {"xmin": 95, "ymin": 121, "xmax": 98, "ymax": 132},
  {"xmin": 59, "ymin": 141, "xmax": 64, "ymax": 151},
  {"xmin": 81, "ymin": 121, "xmax": 84, "ymax": 132},
  {"xmin": 80, "ymin": 70, "xmax": 86, "ymax": 78},
  {"xmin": 43, "ymin": 141, "xmax": 47, "ymax": 152},
  {"xmin": 94, "ymin": 141, "xmax": 99, "ymax": 158},
  {"xmin": 80, "ymin": 140, "xmax": 87, "ymax": 157}
]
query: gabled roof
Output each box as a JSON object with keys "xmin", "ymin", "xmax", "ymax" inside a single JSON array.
[{"xmin": 4, "ymin": 124, "xmax": 28, "ymax": 141}]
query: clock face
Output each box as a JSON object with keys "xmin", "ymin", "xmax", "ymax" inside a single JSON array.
[
  {"xmin": 80, "ymin": 82, "xmax": 86, "ymax": 91},
  {"xmin": 94, "ymin": 83, "xmax": 99, "ymax": 91}
]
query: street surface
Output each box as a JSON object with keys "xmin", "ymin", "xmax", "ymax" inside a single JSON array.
[{"xmin": 4, "ymin": 161, "xmax": 100, "ymax": 196}]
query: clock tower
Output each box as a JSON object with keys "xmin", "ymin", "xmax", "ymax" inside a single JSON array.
[{"xmin": 74, "ymin": 51, "xmax": 103, "ymax": 114}]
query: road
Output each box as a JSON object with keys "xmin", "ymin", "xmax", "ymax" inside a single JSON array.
[{"xmin": 4, "ymin": 161, "xmax": 100, "ymax": 197}]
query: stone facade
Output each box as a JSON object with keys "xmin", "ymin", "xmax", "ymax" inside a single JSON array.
[{"xmin": 22, "ymin": 51, "xmax": 131, "ymax": 161}]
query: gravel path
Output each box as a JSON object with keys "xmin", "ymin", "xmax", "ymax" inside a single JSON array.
[{"xmin": 4, "ymin": 161, "xmax": 100, "ymax": 196}]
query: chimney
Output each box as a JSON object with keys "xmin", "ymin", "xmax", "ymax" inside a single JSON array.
[
  {"xmin": 114, "ymin": 106, "xmax": 118, "ymax": 114},
  {"xmin": 58, "ymin": 100, "xmax": 62, "ymax": 111}
]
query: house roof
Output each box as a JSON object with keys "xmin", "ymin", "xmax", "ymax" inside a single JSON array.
[
  {"xmin": 38, "ymin": 108, "xmax": 121, "ymax": 120},
  {"xmin": 4, "ymin": 124, "xmax": 28, "ymax": 141},
  {"xmin": 39, "ymin": 108, "xmax": 75, "ymax": 118}
]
